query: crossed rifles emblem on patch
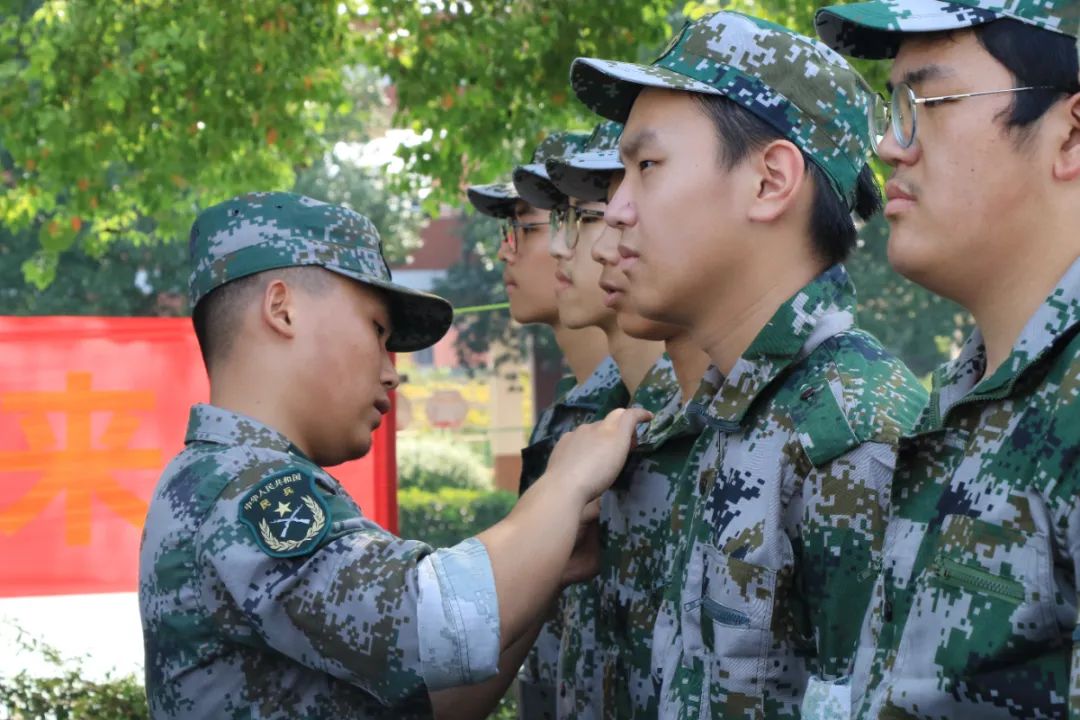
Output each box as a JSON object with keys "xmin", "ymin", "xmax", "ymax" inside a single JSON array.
[{"xmin": 240, "ymin": 469, "xmax": 331, "ymax": 557}]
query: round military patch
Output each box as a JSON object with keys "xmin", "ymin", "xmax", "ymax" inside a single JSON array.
[{"xmin": 238, "ymin": 468, "xmax": 331, "ymax": 558}]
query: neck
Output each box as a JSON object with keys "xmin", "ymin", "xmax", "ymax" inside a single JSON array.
[
  {"xmin": 691, "ymin": 255, "xmax": 825, "ymax": 375},
  {"xmin": 664, "ymin": 332, "xmax": 711, "ymax": 402},
  {"xmin": 553, "ymin": 323, "xmax": 608, "ymax": 384},
  {"xmin": 967, "ymin": 244, "xmax": 1080, "ymax": 378},
  {"xmin": 209, "ymin": 366, "xmax": 309, "ymax": 455},
  {"xmin": 603, "ymin": 322, "xmax": 664, "ymax": 396}
]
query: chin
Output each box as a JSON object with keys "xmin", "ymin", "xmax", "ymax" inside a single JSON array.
[{"xmin": 887, "ymin": 230, "xmax": 940, "ymax": 289}]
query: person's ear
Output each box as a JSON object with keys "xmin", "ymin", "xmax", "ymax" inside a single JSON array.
[
  {"xmin": 261, "ymin": 279, "xmax": 298, "ymax": 339},
  {"xmin": 1052, "ymin": 91, "xmax": 1080, "ymax": 182},
  {"xmin": 746, "ymin": 139, "xmax": 806, "ymax": 223}
]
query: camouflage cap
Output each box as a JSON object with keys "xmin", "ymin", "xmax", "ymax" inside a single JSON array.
[
  {"xmin": 545, "ymin": 121, "xmax": 625, "ymax": 203},
  {"xmin": 570, "ymin": 11, "xmax": 876, "ymax": 209},
  {"xmin": 816, "ymin": 0, "xmax": 1080, "ymax": 59},
  {"xmin": 188, "ymin": 191, "xmax": 453, "ymax": 353},
  {"xmin": 511, "ymin": 131, "xmax": 590, "ymax": 210},
  {"xmin": 466, "ymin": 182, "xmax": 519, "ymax": 219}
]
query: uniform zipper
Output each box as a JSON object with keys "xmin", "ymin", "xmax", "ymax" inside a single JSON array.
[{"xmin": 929, "ymin": 557, "xmax": 1024, "ymax": 604}]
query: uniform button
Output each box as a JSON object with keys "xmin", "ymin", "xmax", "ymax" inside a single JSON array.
[{"xmin": 800, "ymin": 386, "xmax": 816, "ymax": 401}]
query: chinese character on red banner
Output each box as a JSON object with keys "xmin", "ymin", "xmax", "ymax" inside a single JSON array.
[{"xmin": 0, "ymin": 317, "xmax": 396, "ymax": 598}]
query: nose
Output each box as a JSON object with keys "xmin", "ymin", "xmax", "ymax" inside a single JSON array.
[
  {"xmin": 381, "ymin": 351, "xmax": 400, "ymax": 391},
  {"xmin": 875, "ymin": 128, "xmax": 920, "ymax": 169},
  {"xmin": 496, "ymin": 235, "xmax": 514, "ymax": 264},
  {"xmin": 548, "ymin": 224, "xmax": 572, "ymax": 260},
  {"xmin": 604, "ymin": 181, "xmax": 636, "ymax": 230},
  {"xmin": 591, "ymin": 221, "xmax": 620, "ymax": 266}
]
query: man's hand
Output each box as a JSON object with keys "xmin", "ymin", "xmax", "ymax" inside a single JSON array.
[{"xmin": 543, "ymin": 407, "xmax": 653, "ymax": 504}]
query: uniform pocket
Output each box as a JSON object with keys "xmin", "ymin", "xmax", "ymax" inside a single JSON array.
[
  {"xmin": 894, "ymin": 513, "xmax": 1055, "ymax": 684},
  {"xmin": 682, "ymin": 542, "xmax": 776, "ymax": 698}
]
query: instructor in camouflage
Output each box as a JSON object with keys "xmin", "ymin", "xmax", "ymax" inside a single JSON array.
[
  {"xmin": 816, "ymin": 1, "xmax": 1080, "ymax": 717},
  {"xmin": 572, "ymin": 11, "xmax": 928, "ymax": 718},
  {"xmin": 138, "ymin": 191, "xmax": 651, "ymax": 719}
]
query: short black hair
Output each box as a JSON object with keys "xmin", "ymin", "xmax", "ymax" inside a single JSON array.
[
  {"xmin": 693, "ymin": 94, "xmax": 882, "ymax": 267},
  {"xmin": 192, "ymin": 266, "xmax": 331, "ymax": 373},
  {"xmin": 973, "ymin": 20, "xmax": 1080, "ymax": 144}
]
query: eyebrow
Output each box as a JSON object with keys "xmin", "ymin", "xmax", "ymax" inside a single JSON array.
[
  {"xmin": 886, "ymin": 64, "xmax": 953, "ymax": 94},
  {"xmin": 619, "ymin": 128, "xmax": 660, "ymax": 164}
]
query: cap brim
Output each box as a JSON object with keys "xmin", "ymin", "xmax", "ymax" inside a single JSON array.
[
  {"xmin": 570, "ymin": 57, "xmax": 721, "ymax": 124},
  {"xmin": 546, "ymin": 151, "xmax": 623, "ymax": 203},
  {"xmin": 512, "ymin": 163, "xmax": 566, "ymax": 210},
  {"xmin": 466, "ymin": 184, "xmax": 519, "ymax": 218},
  {"xmin": 328, "ymin": 266, "xmax": 453, "ymax": 353},
  {"xmin": 815, "ymin": 0, "xmax": 1001, "ymax": 59}
]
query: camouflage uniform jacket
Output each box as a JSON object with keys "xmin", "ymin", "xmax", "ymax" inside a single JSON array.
[
  {"xmin": 651, "ymin": 265, "xmax": 928, "ymax": 719},
  {"xmin": 139, "ymin": 404, "xmax": 500, "ymax": 720},
  {"xmin": 591, "ymin": 361, "xmax": 722, "ymax": 720},
  {"xmin": 555, "ymin": 353, "xmax": 685, "ymax": 719},
  {"xmin": 519, "ymin": 357, "xmax": 627, "ymax": 720},
  {"xmin": 852, "ymin": 257, "xmax": 1080, "ymax": 720}
]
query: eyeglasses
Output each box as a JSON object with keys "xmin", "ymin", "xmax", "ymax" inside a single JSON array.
[
  {"xmin": 870, "ymin": 82, "xmax": 1060, "ymax": 155},
  {"xmin": 549, "ymin": 204, "xmax": 607, "ymax": 250},
  {"xmin": 499, "ymin": 218, "xmax": 548, "ymax": 254}
]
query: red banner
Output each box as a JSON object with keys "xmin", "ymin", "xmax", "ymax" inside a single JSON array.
[{"xmin": 0, "ymin": 316, "xmax": 396, "ymax": 598}]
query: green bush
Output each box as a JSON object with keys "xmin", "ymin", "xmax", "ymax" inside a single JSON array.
[
  {"xmin": 398, "ymin": 487, "xmax": 517, "ymax": 548},
  {"xmin": 0, "ymin": 629, "xmax": 147, "ymax": 719},
  {"xmin": 397, "ymin": 435, "xmax": 492, "ymax": 492}
]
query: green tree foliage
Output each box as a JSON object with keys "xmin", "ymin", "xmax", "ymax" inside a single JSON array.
[
  {"xmin": 1, "ymin": 0, "xmax": 361, "ymax": 287},
  {"xmin": 398, "ymin": 486, "xmax": 516, "ymax": 547}
]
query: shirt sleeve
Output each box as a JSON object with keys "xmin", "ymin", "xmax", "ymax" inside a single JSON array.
[
  {"xmin": 796, "ymin": 440, "xmax": 895, "ymax": 682},
  {"xmin": 198, "ymin": 484, "xmax": 500, "ymax": 707},
  {"xmin": 416, "ymin": 537, "xmax": 501, "ymax": 690}
]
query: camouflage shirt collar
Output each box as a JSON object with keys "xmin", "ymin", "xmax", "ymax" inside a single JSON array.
[
  {"xmin": 703, "ymin": 265, "xmax": 857, "ymax": 428},
  {"xmin": 561, "ymin": 355, "xmax": 626, "ymax": 412},
  {"xmin": 553, "ymin": 374, "xmax": 578, "ymax": 404},
  {"xmin": 185, "ymin": 403, "xmax": 310, "ymax": 459},
  {"xmin": 929, "ymin": 255, "xmax": 1080, "ymax": 426},
  {"xmin": 642, "ymin": 364, "xmax": 722, "ymax": 449}
]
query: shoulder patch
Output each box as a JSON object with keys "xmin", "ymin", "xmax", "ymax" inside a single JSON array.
[{"xmin": 238, "ymin": 467, "xmax": 331, "ymax": 558}]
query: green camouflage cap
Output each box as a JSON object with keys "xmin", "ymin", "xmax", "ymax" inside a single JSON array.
[
  {"xmin": 545, "ymin": 121, "xmax": 625, "ymax": 203},
  {"xmin": 570, "ymin": 11, "xmax": 876, "ymax": 209},
  {"xmin": 511, "ymin": 131, "xmax": 590, "ymax": 210},
  {"xmin": 466, "ymin": 182, "xmax": 519, "ymax": 219},
  {"xmin": 188, "ymin": 191, "xmax": 453, "ymax": 352},
  {"xmin": 816, "ymin": 0, "xmax": 1080, "ymax": 59}
]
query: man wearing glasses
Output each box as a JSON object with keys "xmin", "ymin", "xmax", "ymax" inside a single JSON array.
[
  {"xmin": 570, "ymin": 11, "xmax": 928, "ymax": 718},
  {"xmin": 514, "ymin": 120, "xmax": 677, "ymax": 719},
  {"xmin": 546, "ymin": 135, "xmax": 714, "ymax": 719},
  {"xmin": 468, "ymin": 132, "xmax": 624, "ymax": 718},
  {"xmin": 816, "ymin": 1, "xmax": 1080, "ymax": 717}
]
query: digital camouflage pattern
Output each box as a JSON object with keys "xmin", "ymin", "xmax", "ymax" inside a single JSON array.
[
  {"xmin": 650, "ymin": 266, "xmax": 928, "ymax": 719},
  {"xmin": 584, "ymin": 362, "xmax": 722, "ymax": 719},
  {"xmin": 466, "ymin": 182, "xmax": 519, "ymax": 219},
  {"xmin": 847, "ymin": 257, "xmax": 1080, "ymax": 719},
  {"xmin": 188, "ymin": 191, "xmax": 452, "ymax": 353},
  {"xmin": 512, "ymin": 131, "xmax": 591, "ymax": 211},
  {"xmin": 570, "ymin": 11, "xmax": 876, "ymax": 209},
  {"xmin": 556, "ymin": 353, "xmax": 684, "ymax": 720},
  {"xmin": 546, "ymin": 121, "xmax": 624, "ymax": 204},
  {"xmin": 139, "ymin": 404, "xmax": 501, "ymax": 719},
  {"xmin": 816, "ymin": 0, "xmax": 1080, "ymax": 60},
  {"xmin": 518, "ymin": 357, "xmax": 627, "ymax": 720}
]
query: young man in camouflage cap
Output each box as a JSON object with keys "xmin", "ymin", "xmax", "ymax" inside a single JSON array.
[
  {"xmin": 571, "ymin": 11, "xmax": 929, "ymax": 718},
  {"xmin": 815, "ymin": 2, "xmax": 1080, "ymax": 717},
  {"xmin": 513, "ymin": 123, "xmax": 673, "ymax": 720},
  {"xmin": 549, "ymin": 135, "xmax": 715, "ymax": 719},
  {"xmin": 138, "ymin": 191, "xmax": 652, "ymax": 720}
]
